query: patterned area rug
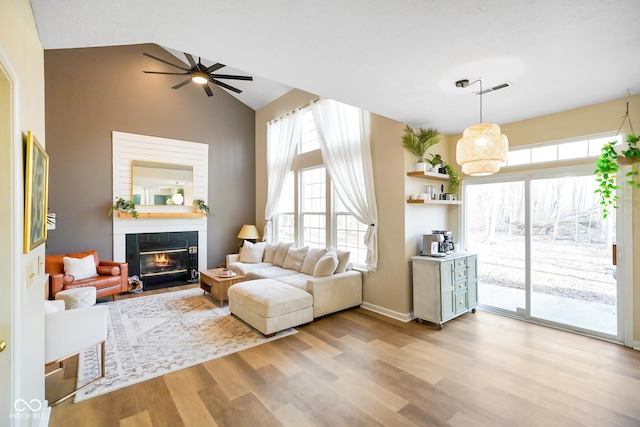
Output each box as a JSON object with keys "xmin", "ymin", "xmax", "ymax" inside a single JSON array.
[{"xmin": 75, "ymin": 287, "xmax": 296, "ymax": 402}]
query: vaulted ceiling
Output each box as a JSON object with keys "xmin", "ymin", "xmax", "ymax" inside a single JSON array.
[{"xmin": 30, "ymin": 0, "xmax": 640, "ymax": 134}]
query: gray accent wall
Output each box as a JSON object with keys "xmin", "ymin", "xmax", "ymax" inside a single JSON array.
[{"xmin": 44, "ymin": 43, "xmax": 255, "ymax": 267}]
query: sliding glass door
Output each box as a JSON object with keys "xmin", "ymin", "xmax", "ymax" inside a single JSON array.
[
  {"xmin": 466, "ymin": 181, "xmax": 525, "ymax": 314},
  {"xmin": 529, "ymin": 175, "xmax": 617, "ymax": 335},
  {"xmin": 464, "ymin": 167, "xmax": 621, "ymax": 339}
]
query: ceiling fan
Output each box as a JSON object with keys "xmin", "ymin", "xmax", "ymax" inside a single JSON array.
[{"xmin": 142, "ymin": 52, "xmax": 253, "ymax": 97}]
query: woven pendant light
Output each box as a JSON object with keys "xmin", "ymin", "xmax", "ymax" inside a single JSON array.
[{"xmin": 455, "ymin": 79, "xmax": 508, "ymax": 175}]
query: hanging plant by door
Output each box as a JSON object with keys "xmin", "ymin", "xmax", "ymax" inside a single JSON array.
[{"xmin": 594, "ymin": 95, "xmax": 639, "ymax": 218}]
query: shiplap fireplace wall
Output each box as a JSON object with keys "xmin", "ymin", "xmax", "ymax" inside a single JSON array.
[{"xmin": 111, "ymin": 131, "xmax": 208, "ymax": 272}]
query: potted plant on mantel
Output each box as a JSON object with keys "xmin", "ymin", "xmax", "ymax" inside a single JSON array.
[
  {"xmin": 595, "ymin": 134, "xmax": 640, "ymax": 218},
  {"xmin": 108, "ymin": 197, "xmax": 138, "ymax": 218},
  {"xmin": 401, "ymin": 125, "xmax": 440, "ymax": 172}
]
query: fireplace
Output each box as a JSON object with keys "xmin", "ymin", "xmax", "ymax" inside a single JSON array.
[{"xmin": 126, "ymin": 232, "xmax": 199, "ymax": 287}]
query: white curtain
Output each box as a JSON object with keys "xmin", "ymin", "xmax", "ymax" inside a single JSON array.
[
  {"xmin": 311, "ymin": 99, "xmax": 379, "ymax": 271},
  {"xmin": 264, "ymin": 110, "xmax": 302, "ymax": 242}
]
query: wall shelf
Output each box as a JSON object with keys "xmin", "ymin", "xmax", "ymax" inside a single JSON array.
[
  {"xmin": 406, "ymin": 171, "xmax": 450, "ymax": 181},
  {"xmin": 407, "ymin": 199, "xmax": 462, "ymax": 205},
  {"xmin": 118, "ymin": 212, "xmax": 207, "ymax": 218}
]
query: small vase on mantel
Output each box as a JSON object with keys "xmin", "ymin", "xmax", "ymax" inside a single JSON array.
[{"xmin": 415, "ymin": 161, "xmax": 427, "ymax": 172}]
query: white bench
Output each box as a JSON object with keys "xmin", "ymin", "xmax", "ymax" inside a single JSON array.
[{"xmin": 228, "ymin": 279, "xmax": 313, "ymax": 337}]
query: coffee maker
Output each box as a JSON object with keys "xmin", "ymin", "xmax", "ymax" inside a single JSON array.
[{"xmin": 432, "ymin": 230, "xmax": 454, "ymax": 255}]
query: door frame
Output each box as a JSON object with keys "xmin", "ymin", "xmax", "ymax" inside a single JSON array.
[
  {"xmin": 462, "ymin": 163, "xmax": 632, "ymax": 345},
  {"xmin": 0, "ymin": 39, "xmax": 19, "ymax": 424}
]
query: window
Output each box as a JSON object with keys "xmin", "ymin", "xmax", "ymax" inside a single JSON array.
[
  {"xmin": 272, "ymin": 107, "xmax": 368, "ymax": 267},
  {"xmin": 274, "ymin": 172, "xmax": 295, "ymax": 244},
  {"xmin": 301, "ymin": 167, "xmax": 326, "ymax": 248},
  {"xmin": 504, "ymin": 133, "xmax": 623, "ymax": 167},
  {"xmin": 334, "ymin": 195, "xmax": 368, "ymax": 265},
  {"xmin": 299, "ymin": 109, "xmax": 320, "ymax": 154}
]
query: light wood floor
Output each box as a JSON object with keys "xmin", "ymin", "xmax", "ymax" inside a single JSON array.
[{"xmin": 48, "ymin": 286, "xmax": 640, "ymax": 427}]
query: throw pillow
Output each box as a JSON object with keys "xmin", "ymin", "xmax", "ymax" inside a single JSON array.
[
  {"xmin": 63, "ymin": 254, "xmax": 98, "ymax": 281},
  {"xmin": 283, "ymin": 246, "xmax": 309, "ymax": 271},
  {"xmin": 262, "ymin": 243, "xmax": 277, "ymax": 264},
  {"xmin": 313, "ymin": 251, "xmax": 339, "ymax": 277},
  {"xmin": 333, "ymin": 248, "xmax": 351, "ymax": 273},
  {"xmin": 239, "ymin": 241, "xmax": 266, "ymax": 263},
  {"xmin": 272, "ymin": 242, "xmax": 293, "ymax": 267},
  {"xmin": 300, "ymin": 248, "xmax": 328, "ymax": 275}
]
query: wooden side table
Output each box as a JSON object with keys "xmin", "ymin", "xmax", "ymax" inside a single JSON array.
[{"xmin": 199, "ymin": 268, "xmax": 245, "ymax": 305}]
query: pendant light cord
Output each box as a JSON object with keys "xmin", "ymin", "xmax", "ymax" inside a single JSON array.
[{"xmin": 479, "ymin": 79, "xmax": 483, "ymax": 123}]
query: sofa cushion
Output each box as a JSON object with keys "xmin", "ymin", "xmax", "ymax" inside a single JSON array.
[
  {"xmin": 283, "ymin": 246, "xmax": 309, "ymax": 272},
  {"xmin": 262, "ymin": 243, "xmax": 278, "ymax": 264},
  {"xmin": 276, "ymin": 273, "xmax": 312, "ymax": 292},
  {"xmin": 314, "ymin": 251, "xmax": 339, "ymax": 277},
  {"xmin": 272, "ymin": 242, "xmax": 292, "ymax": 267},
  {"xmin": 63, "ymin": 254, "xmax": 98, "ymax": 281},
  {"xmin": 300, "ymin": 248, "xmax": 328, "ymax": 275},
  {"xmin": 246, "ymin": 265, "xmax": 299, "ymax": 280},
  {"xmin": 239, "ymin": 241, "xmax": 266, "ymax": 263},
  {"xmin": 228, "ymin": 262, "xmax": 271, "ymax": 276}
]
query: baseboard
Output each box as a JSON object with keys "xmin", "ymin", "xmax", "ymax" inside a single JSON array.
[{"xmin": 360, "ymin": 302, "xmax": 413, "ymax": 323}]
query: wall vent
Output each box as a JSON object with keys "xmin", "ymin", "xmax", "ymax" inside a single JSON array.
[{"xmin": 475, "ymin": 81, "xmax": 513, "ymax": 95}]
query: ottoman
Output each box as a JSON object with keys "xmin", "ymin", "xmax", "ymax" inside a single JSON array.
[
  {"xmin": 228, "ymin": 279, "xmax": 313, "ymax": 337},
  {"xmin": 55, "ymin": 286, "xmax": 97, "ymax": 310}
]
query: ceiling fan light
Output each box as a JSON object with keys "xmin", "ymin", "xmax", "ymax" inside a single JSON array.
[
  {"xmin": 456, "ymin": 123, "xmax": 508, "ymax": 176},
  {"xmin": 191, "ymin": 72, "xmax": 208, "ymax": 85}
]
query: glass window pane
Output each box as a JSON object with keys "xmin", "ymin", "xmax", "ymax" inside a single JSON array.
[
  {"xmin": 335, "ymin": 213, "xmax": 368, "ymax": 266},
  {"xmin": 300, "ymin": 109, "xmax": 320, "ymax": 154},
  {"xmin": 558, "ymin": 140, "xmax": 588, "ymax": 160},
  {"xmin": 531, "ymin": 145, "xmax": 557, "ymax": 163},
  {"xmin": 508, "ymin": 149, "xmax": 531, "ymax": 166},
  {"xmin": 301, "ymin": 167, "xmax": 326, "ymax": 247}
]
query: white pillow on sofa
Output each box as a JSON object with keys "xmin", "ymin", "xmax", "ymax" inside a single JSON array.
[
  {"xmin": 262, "ymin": 243, "xmax": 278, "ymax": 264},
  {"xmin": 272, "ymin": 242, "xmax": 292, "ymax": 267},
  {"xmin": 300, "ymin": 248, "xmax": 328, "ymax": 275},
  {"xmin": 283, "ymin": 246, "xmax": 309, "ymax": 271},
  {"xmin": 63, "ymin": 254, "xmax": 98, "ymax": 281},
  {"xmin": 333, "ymin": 248, "xmax": 351, "ymax": 273},
  {"xmin": 313, "ymin": 251, "xmax": 339, "ymax": 277},
  {"xmin": 239, "ymin": 241, "xmax": 266, "ymax": 263}
]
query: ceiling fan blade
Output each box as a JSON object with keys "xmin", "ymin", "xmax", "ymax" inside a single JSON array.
[
  {"xmin": 143, "ymin": 71, "xmax": 189, "ymax": 75},
  {"xmin": 212, "ymin": 79, "xmax": 242, "ymax": 94},
  {"xmin": 143, "ymin": 52, "xmax": 190, "ymax": 71},
  {"xmin": 184, "ymin": 53, "xmax": 197, "ymax": 68},
  {"xmin": 203, "ymin": 84, "xmax": 214, "ymax": 97},
  {"xmin": 205, "ymin": 63, "xmax": 225, "ymax": 73},
  {"xmin": 172, "ymin": 78, "xmax": 192, "ymax": 90},
  {"xmin": 210, "ymin": 74, "xmax": 253, "ymax": 81}
]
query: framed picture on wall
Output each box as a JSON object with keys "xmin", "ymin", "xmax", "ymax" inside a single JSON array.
[{"xmin": 24, "ymin": 131, "xmax": 49, "ymax": 253}]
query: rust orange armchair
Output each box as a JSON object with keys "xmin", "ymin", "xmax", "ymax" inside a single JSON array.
[{"xmin": 45, "ymin": 250, "xmax": 128, "ymax": 301}]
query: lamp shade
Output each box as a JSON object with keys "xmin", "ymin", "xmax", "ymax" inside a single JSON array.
[
  {"xmin": 237, "ymin": 224, "xmax": 260, "ymax": 240},
  {"xmin": 456, "ymin": 123, "xmax": 508, "ymax": 176}
]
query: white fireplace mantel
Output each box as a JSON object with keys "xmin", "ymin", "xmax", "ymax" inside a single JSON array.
[{"xmin": 111, "ymin": 131, "xmax": 209, "ymax": 272}]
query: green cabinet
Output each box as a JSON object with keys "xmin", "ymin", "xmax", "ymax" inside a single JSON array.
[{"xmin": 412, "ymin": 253, "xmax": 478, "ymax": 328}]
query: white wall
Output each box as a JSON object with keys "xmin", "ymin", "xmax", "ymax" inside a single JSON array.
[{"xmin": 0, "ymin": 0, "xmax": 48, "ymax": 423}]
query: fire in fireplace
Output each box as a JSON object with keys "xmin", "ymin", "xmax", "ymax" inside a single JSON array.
[{"xmin": 140, "ymin": 248, "xmax": 188, "ymax": 278}]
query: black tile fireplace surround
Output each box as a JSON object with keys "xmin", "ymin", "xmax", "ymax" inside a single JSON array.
[{"xmin": 126, "ymin": 231, "xmax": 198, "ymax": 291}]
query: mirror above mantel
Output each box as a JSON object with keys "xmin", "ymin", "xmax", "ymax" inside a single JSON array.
[{"xmin": 131, "ymin": 160, "xmax": 194, "ymax": 206}]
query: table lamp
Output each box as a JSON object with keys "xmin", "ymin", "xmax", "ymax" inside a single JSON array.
[{"xmin": 237, "ymin": 224, "xmax": 260, "ymax": 245}]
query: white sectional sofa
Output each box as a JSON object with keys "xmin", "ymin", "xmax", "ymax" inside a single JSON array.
[{"xmin": 226, "ymin": 242, "xmax": 362, "ymax": 318}]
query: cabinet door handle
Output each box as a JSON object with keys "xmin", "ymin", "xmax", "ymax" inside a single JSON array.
[{"xmin": 459, "ymin": 300, "xmax": 464, "ymax": 305}]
